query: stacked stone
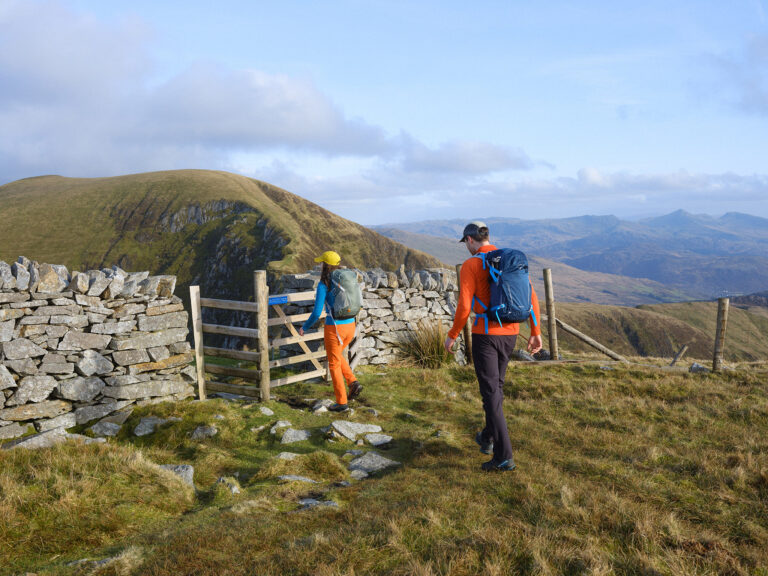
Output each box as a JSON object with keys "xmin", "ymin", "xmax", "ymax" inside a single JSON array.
[
  {"xmin": 280, "ymin": 265, "xmax": 465, "ymax": 366},
  {"xmin": 0, "ymin": 257, "xmax": 195, "ymax": 443}
]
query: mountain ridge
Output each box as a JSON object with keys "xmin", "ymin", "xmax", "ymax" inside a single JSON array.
[{"xmin": 373, "ymin": 211, "xmax": 768, "ymax": 297}]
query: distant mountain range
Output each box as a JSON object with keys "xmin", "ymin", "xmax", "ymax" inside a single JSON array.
[{"xmin": 374, "ymin": 210, "xmax": 768, "ymax": 299}]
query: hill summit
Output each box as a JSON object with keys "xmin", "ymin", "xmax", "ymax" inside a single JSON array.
[{"xmin": 0, "ymin": 170, "xmax": 440, "ymax": 300}]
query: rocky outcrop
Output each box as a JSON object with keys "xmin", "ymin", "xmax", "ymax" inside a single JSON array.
[{"xmin": 0, "ymin": 257, "xmax": 195, "ymax": 445}]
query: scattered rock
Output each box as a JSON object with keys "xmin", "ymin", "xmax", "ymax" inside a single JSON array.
[
  {"xmin": 159, "ymin": 464, "xmax": 194, "ymax": 486},
  {"xmin": 365, "ymin": 433, "xmax": 393, "ymax": 447},
  {"xmin": 189, "ymin": 425, "xmax": 218, "ymax": 440},
  {"xmin": 89, "ymin": 421, "xmax": 122, "ymax": 437},
  {"xmin": 690, "ymin": 362, "xmax": 710, "ymax": 373},
  {"xmin": 217, "ymin": 477, "xmax": 241, "ymax": 495},
  {"xmin": 298, "ymin": 498, "xmax": 339, "ymax": 510},
  {"xmin": 348, "ymin": 451, "xmax": 400, "ymax": 475},
  {"xmin": 134, "ymin": 416, "xmax": 169, "ymax": 437},
  {"xmin": 259, "ymin": 406, "xmax": 275, "ymax": 416},
  {"xmin": 312, "ymin": 399, "xmax": 334, "ymax": 414},
  {"xmin": 270, "ymin": 420, "xmax": 292, "ymax": 434},
  {"xmin": 281, "ymin": 428, "xmax": 311, "ymax": 444},
  {"xmin": 278, "ymin": 452, "xmax": 299, "ymax": 460},
  {"xmin": 350, "ymin": 469, "xmax": 369, "ymax": 480},
  {"xmin": 278, "ymin": 474, "xmax": 318, "ymax": 484},
  {"xmin": 331, "ymin": 420, "xmax": 383, "ymax": 441}
]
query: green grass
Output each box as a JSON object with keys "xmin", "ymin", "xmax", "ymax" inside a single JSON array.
[{"xmin": 2, "ymin": 360, "xmax": 768, "ymax": 575}]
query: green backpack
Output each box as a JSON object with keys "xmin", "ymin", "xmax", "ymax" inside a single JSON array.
[{"xmin": 329, "ymin": 269, "xmax": 362, "ymax": 320}]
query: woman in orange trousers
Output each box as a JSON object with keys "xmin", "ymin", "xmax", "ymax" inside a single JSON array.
[{"xmin": 298, "ymin": 251, "xmax": 361, "ymax": 412}]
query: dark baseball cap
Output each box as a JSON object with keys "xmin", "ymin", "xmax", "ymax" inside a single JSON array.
[{"xmin": 459, "ymin": 220, "xmax": 488, "ymax": 242}]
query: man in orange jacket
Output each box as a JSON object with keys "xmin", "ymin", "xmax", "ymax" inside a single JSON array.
[{"xmin": 444, "ymin": 221, "xmax": 542, "ymax": 471}]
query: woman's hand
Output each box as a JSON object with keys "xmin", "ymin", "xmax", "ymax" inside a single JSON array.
[{"xmin": 298, "ymin": 327, "xmax": 305, "ymax": 337}]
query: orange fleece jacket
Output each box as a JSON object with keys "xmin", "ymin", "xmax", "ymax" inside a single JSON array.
[{"xmin": 448, "ymin": 244, "xmax": 542, "ymax": 340}]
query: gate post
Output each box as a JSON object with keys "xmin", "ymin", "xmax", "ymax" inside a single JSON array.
[
  {"xmin": 255, "ymin": 270, "xmax": 271, "ymax": 401},
  {"xmin": 543, "ymin": 268, "xmax": 559, "ymax": 361},
  {"xmin": 712, "ymin": 297, "xmax": 729, "ymax": 372},
  {"xmin": 189, "ymin": 285, "xmax": 206, "ymax": 400}
]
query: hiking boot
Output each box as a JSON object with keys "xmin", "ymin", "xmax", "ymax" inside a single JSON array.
[
  {"xmin": 328, "ymin": 403, "xmax": 349, "ymax": 413},
  {"xmin": 348, "ymin": 381, "xmax": 363, "ymax": 400},
  {"xmin": 474, "ymin": 431, "xmax": 493, "ymax": 455},
  {"xmin": 481, "ymin": 458, "xmax": 516, "ymax": 472}
]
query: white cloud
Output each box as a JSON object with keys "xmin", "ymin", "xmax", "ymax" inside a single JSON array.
[
  {"xmin": 398, "ymin": 138, "xmax": 532, "ymax": 174},
  {"xmin": 0, "ymin": 1, "xmax": 534, "ymax": 186}
]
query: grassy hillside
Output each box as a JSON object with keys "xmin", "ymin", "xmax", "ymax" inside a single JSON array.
[
  {"xmin": 0, "ymin": 170, "xmax": 440, "ymax": 288},
  {"xmin": 2, "ymin": 362, "xmax": 768, "ymax": 574},
  {"xmin": 527, "ymin": 301, "xmax": 768, "ymax": 363},
  {"xmin": 376, "ymin": 227, "xmax": 695, "ymax": 306}
]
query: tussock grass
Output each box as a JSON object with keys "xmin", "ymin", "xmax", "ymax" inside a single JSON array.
[
  {"xmin": 4, "ymin": 361, "xmax": 768, "ymax": 575},
  {"xmin": 398, "ymin": 320, "xmax": 455, "ymax": 369},
  {"xmin": 0, "ymin": 443, "xmax": 193, "ymax": 573}
]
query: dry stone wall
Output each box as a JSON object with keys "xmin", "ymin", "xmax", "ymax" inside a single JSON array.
[
  {"xmin": 281, "ymin": 265, "xmax": 468, "ymax": 365},
  {"xmin": 0, "ymin": 257, "xmax": 195, "ymax": 444}
]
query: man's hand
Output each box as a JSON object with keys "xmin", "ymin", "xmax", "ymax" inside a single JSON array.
[
  {"xmin": 298, "ymin": 327, "xmax": 305, "ymax": 337},
  {"xmin": 444, "ymin": 336, "xmax": 456, "ymax": 354},
  {"xmin": 527, "ymin": 334, "xmax": 542, "ymax": 354}
]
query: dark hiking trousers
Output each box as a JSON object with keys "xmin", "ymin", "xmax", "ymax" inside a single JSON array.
[{"xmin": 472, "ymin": 333, "xmax": 518, "ymax": 462}]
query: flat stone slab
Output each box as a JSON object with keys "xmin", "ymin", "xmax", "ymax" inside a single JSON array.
[
  {"xmin": 1, "ymin": 428, "xmax": 106, "ymax": 450},
  {"xmin": 159, "ymin": 464, "xmax": 194, "ymax": 486},
  {"xmin": 0, "ymin": 400, "xmax": 72, "ymax": 422},
  {"xmin": 259, "ymin": 406, "xmax": 274, "ymax": 416},
  {"xmin": 348, "ymin": 452, "xmax": 400, "ymax": 475},
  {"xmin": 331, "ymin": 420, "xmax": 383, "ymax": 441},
  {"xmin": 281, "ymin": 428, "xmax": 311, "ymax": 444},
  {"xmin": 365, "ymin": 433, "xmax": 393, "ymax": 447},
  {"xmin": 35, "ymin": 412, "xmax": 77, "ymax": 432},
  {"xmin": 278, "ymin": 474, "xmax": 318, "ymax": 484},
  {"xmin": 102, "ymin": 378, "xmax": 190, "ymax": 399}
]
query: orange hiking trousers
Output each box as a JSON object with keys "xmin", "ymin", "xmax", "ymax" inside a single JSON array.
[{"xmin": 324, "ymin": 322, "xmax": 357, "ymax": 405}]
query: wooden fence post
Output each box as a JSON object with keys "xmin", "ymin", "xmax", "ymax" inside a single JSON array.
[
  {"xmin": 543, "ymin": 268, "xmax": 559, "ymax": 361},
  {"xmin": 455, "ymin": 263, "xmax": 473, "ymax": 365},
  {"xmin": 189, "ymin": 285, "xmax": 207, "ymax": 400},
  {"xmin": 255, "ymin": 270, "xmax": 271, "ymax": 401},
  {"xmin": 670, "ymin": 344, "xmax": 689, "ymax": 367},
  {"xmin": 712, "ymin": 297, "xmax": 729, "ymax": 372}
]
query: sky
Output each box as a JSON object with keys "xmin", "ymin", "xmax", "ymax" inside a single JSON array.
[{"xmin": 1, "ymin": 0, "xmax": 767, "ymax": 225}]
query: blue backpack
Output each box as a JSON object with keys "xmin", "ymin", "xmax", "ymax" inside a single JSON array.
[{"xmin": 472, "ymin": 249, "xmax": 538, "ymax": 333}]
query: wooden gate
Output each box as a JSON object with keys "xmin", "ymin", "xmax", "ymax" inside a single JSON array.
[{"xmin": 189, "ymin": 270, "xmax": 362, "ymax": 401}]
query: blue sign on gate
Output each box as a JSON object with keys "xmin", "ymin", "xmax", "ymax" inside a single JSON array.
[{"xmin": 268, "ymin": 295, "xmax": 289, "ymax": 305}]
